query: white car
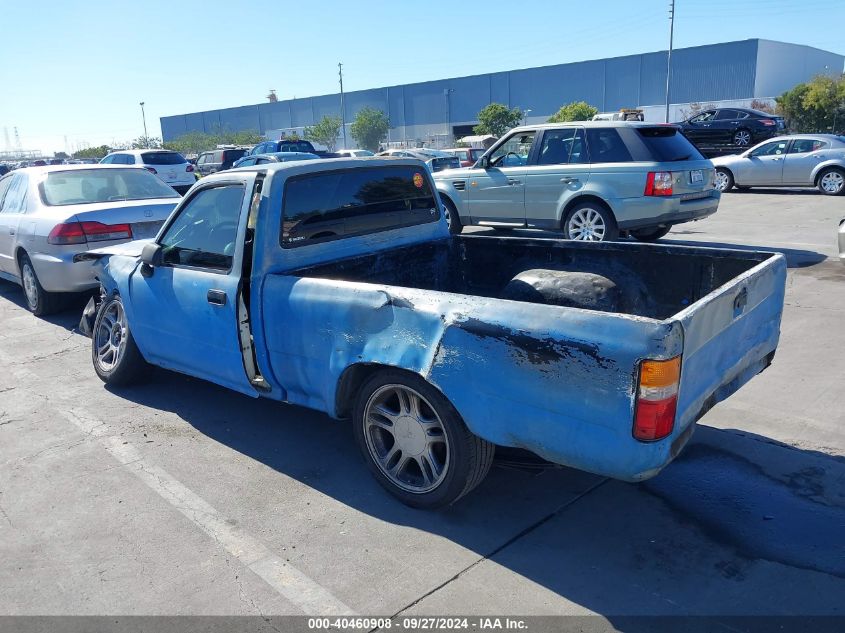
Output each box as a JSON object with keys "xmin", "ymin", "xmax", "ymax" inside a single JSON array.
[
  {"xmin": 0, "ymin": 165, "xmax": 179, "ymax": 315},
  {"xmin": 101, "ymin": 149, "xmax": 195, "ymax": 195}
]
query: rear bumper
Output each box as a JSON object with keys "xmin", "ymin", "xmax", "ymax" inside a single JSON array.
[
  {"xmin": 615, "ymin": 191, "xmax": 720, "ymax": 230},
  {"xmin": 29, "ymin": 250, "xmax": 99, "ymax": 293},
  {"xmin": 838, "ymin": 219, "xmax": 845, "ymax": 264}
]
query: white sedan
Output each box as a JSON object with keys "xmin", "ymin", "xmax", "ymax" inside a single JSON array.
[
  {"xmin": 712, "ymin": 134, "xmax": 845, "ymax": 195},
  {"xmin": 0, "ymin": 165, "xmax": 180, "ymax": 315}
]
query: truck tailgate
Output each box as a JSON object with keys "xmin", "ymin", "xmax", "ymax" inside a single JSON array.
[{"xmin": 673, "ymin": 252, "xmax": 787, "ymax": 435}]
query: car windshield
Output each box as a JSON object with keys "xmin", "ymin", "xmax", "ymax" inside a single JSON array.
[
  {"xmin": 629, "ymin": 127, "xmax": 705, "ymax": 161},
  {"xmin": 141, "ymin": 151, "xmax": 186, "ymax": 165},
  {"xmin": 40, "ymin": 168, "xmax": 180, "ymax": 206}
]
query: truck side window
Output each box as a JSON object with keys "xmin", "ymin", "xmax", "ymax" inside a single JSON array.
[
  {"xmin": 158, "ymin": 184, "xmax": 245, "ymax": 271},
  {"xmin": 281, "ymin": 165, "xmax": 439, "ymax": 247},
  {"xmin": 586, "ymin": 128, "xmax": 633, "ymax": 163},
  {"xmin": 489, "ymin": 132, "xmax": 536, "ymax": 167},
  {"xmin": 537, "ymin": 128, "xmax": 587, "ymax": 165}
]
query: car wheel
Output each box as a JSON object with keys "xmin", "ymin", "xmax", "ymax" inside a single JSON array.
[
  {"xmin": 630, "ymin": 226, "xmax": 672, "ymax": 242},
  {"xmin": 441, "ymin": 197, "xmax": 463, "ymax": 235},
  {"xmin": 353, "ymin": 370, "xmax": 494, "ymax": 509},
  {"xmin": 817, "ymin": 168, "xmax": 845, "ymax": 196},
  {"xmin": 92, "ymin": 294, "xmax": 148, "ymax": 386},
  {"xmin": 19, "ymin": 253, "xmax": 62, "ymax": 316},
  {"xmin": 715, "ymin": 168, "xmax": 734, "ymax": 193},
  {"xmin": 733, "ymin": 129, "xmax": 752, "ymax": 147},
  {"xmin": 563, "ymin": 202, "xmax": 618, "ymax": 242}
]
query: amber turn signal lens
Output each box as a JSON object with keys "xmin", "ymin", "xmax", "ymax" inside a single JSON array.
[{"xmin": 639, "ymin": 357, "xmax": 681, "ymax": 390}]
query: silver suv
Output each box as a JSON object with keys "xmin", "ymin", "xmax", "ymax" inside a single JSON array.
[{"xmin": 434, "ymin": 121, "xmax": 719, "ymax": 242}]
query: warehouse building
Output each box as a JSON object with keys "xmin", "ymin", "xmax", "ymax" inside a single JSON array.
[{"xmin": 160, "ymin": 39, "xmax": 843, "ymax": 149}]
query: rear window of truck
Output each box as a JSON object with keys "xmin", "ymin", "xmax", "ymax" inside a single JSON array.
[
  {"xmin": 281, "ymin": 165, "xmax": 440, "ymax": 247},
  {"xmin": 621, "ymin": 126, "xmax": 705, "ymax": 162},
  {"xmin": 141, "ymin": 151, "xmax": 187, "ymax": 165}
]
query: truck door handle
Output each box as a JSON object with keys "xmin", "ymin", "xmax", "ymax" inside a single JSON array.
[
  {"xmin": 560, "ymin": 177, "xmax": 579, "ymax": 184},
  {"xmin": 507, "ymin": 179, "xmax": 522, "ymax": 186},
  {"xmin": 207, "ymin": 289, "xmax": 227, "ymax": 306}
]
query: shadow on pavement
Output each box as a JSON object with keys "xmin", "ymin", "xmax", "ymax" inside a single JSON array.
[
  {"xmin": 106, "ymin": 370, "xmax": 845, "ymax": 619},
  {"xmin": 0, "ymin": 278, "xmax": 92, "ymax": 332}
]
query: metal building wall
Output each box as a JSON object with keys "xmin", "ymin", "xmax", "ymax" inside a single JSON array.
[{"xmin": 159, "ymin": 39, "xmax": 840, "ymax": 146}]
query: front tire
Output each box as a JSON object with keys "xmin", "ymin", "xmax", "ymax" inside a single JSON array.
[
  {"xmin": 563, "ymin": 201, "xmax": 618, "ymax": 242},
  {"xmin": 817, "ymin": 168, "xmax": 845, "ymax": 196},
  {"xmin": 92, "ymin": 295, "xmax": 148, "ymax": 385},
  {"xmin": 441, "ymin": 197, "xmax": 463, "ymax": 235},
  {"xmin": 715, "ymin": 168, "xmax": 734, "ymax": 193},
  {"xmin": 630, "ymin": 226, "xmax": 671, "ymax": 242},
  {"xmin": 19, "ymin": 253, "xmax": 62, "ymax": 316},
  {"xmin": 353, "ymin": 370, "xmax": 494, "ymax": 509}
]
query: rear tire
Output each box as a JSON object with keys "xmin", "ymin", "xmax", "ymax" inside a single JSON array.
[
  {"xmin": 733, "ymin": 128, "xmax": 752, "ymax": 147},
  {"xmin": 630, "ymin": 226, "xmax": 672, "ymax": 242},
  {"xmin": 440, "ymin": 197, "xmax": 463, "ymax": 235},
  {"xmin": 92, "ymin": 295, "xmax": 148, "ymax": 386},
  {"xmin": 817, "ymin": 168, "xmax": 845, "ymax": 196},
  {"xmin": 19, "ymin": 253, "xmax": 62, "ymax": 316},
  {"xmin": 563, "ymin": 201, "xmax": 618, "ymax": 242},
  {"xmin": 353, "ymin": 369, "xmax": 494, "ymax": 509},
  {"xmin": 715, "ymin": 168, "xmax": 734, "ymax": 193}
]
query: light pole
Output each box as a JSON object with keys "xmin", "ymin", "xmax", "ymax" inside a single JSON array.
[
  {"xmin": 523, "ymin": 109, "xmax": 532, "ymax": 125},
  {"xmin": 664, "ymin": 0, "xmax": 675, "ymax": 123},
  {"xmin": 443, "ymin": 88, "xmax": 454, "ymax": 147},
  {"xmin": 139, "ymin": 102, "xmax": 148, "ymax": 146},
  {"xmin": 338, "ymin": 63, "xmax": 348, "ymax": 149}
]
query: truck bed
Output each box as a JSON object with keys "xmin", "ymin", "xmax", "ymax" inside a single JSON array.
[{"xmin": 290, "ymin": 235, "xmax": 774, "ymax": 321}]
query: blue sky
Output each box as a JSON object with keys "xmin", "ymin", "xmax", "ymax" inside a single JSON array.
[{"xmin": 1, "ymin": 0, "xmax": 842, "ymax": 154}]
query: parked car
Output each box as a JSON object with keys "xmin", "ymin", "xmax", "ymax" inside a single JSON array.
[
  {"xmin": 100, "ymin": 150, "xmax": 195, "ymax": 195},
  {"xmin": 334, "ymin": 149, "xmax": 375, "ymax": 158},
  {"xmin": 377, "ymin": 148, "xmax": 461, "ymax": 172},
  {"xmin": 79, "ymin": 158, "xmax": 785, "ymax": 509},
  {"xmin": 195, "ymin": 148, "xmax": 249, "ymax": 176},
  {"xmin": 435, "ymin": 122, "xmax": 720, "ymax": 242},
  {"xmin": 441, "ymin": 147, "xmax": 486, "ymax": 167},
  {"xmin": 248, "ymin": 139, "xmax": 341, "ymax": 158},
  {"xmin": 0, "ymin": 164, "xmax": 9, "ymax": 177},
  {"xmin": 0, "ymin": 165, "xmax": 180, "ymax": 315},
  {"xmin": 232, "ymin": 151, "xmax": 320, "ymax": 168},
  {"xmin": 676, "ymin": 107, "xmax": 785, "ymax": 149},
  {"xmin": 711, "ymin": 134, "xmax": 845, "ymax": 195}
]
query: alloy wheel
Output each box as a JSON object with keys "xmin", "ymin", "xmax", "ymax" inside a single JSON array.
[
  {"xmin": 567, "ymin": 208, "xmax": 607, "ymax": 241},
  {"xmin": 715, "ymin": 170, "xmax": 731, "ymax": 192},
  {"xmin": 95, "ymin": 300, "xmax": 128, "ymax": 372},
  {"xmin": 21, "ymin": 263, "xmax": 39, "ymax": 309},
  {"xmin": 820, "ymin": 171, "xmax": 844, "ymax": 194},
  {"xmin": 363, "ymin": 384, "xmax": 450, "ymax": 494},
  {"xmin": 734, "ymin": 130, "xmax": 751, "ymax": 146}
]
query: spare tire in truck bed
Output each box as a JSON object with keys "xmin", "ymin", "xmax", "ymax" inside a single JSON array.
[{"xmin": 500, "ymin": 269, "xmax": 620, "ymax": 312}]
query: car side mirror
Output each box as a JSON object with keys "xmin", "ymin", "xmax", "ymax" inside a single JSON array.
[
  {"xmin": 478, "ymin": 156, "xmax": 490, "ymax": 169},
  {"xmin": 140, "ymin": 242, "xmax": 163, "ymax": 267}
]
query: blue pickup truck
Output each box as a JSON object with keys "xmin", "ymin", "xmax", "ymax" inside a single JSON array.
[{"xmin": 79, "ymin": 158, "xmax": 786, "ymax": 508}]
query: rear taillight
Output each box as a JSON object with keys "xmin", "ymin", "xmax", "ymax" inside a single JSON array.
[
  {"xmin": 186, "ymin": 164, "xmax": 194, "ymax": 172},
  {"xmin": 145, "ymin": 166, "xmax": 158, "ymax": 174},
  {"xmin": 633, "ymin": 357, "xmax": 681, "ymax": 441},
  {"xmin": 645, "ymin": 171, "xmax": 673, "ymax": 196},
  {"xmin": 759, "ymin": 119, "xmax": 776, "ymax": 126},
  {"xmin": 47, "ymin": 221, "xmax": 133, "ymax": 245}
]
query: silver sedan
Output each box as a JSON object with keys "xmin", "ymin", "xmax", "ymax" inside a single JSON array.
[
  {"xmin": 0, "ymin": 165, "xmax": 180, "ymax": 315},
  {"xmin": 712, "ymin": 134, "xmax": 845, "ymax": 195}
]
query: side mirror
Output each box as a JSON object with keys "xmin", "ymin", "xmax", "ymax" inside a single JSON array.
[
  {"xmin": 478, "ymin": 156, "xmax": 490, "ymax": 169},
  {"xmin": 140, "ymin": 242, "xmax": 163, "ymax": 267}
]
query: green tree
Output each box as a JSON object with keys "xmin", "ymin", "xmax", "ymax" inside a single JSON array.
[
  {"xmin": 54, "ymin": 151, "xmax": 69, "ymax": 160},
  {"xmin": 776, "ymin": 75, "xmax": 845, "ymax": 133},
  {"xmin": 72, "ymin": 145, "xmax": 111, "ymax": 159},
  {"xmin": 130, "ymin": 136, "xmax": 162, "ymax": 149},
  {"xmin": 162, "ymin": 129, "xmax": 263, "ymax": 157},
  {"xmin": 350, "ymin": 107, "xmax": 389, "ymax": 152},
  {"xmin": 547, "ymin": 101, "xmax": 598, "ymax": 123},
  {"xmin": 473, "ymin": 103, "xmax": 523, "ymax": 137},
  {"xmin": 304, "ymin": 115, "xmax": 342, "ymax": 151}
]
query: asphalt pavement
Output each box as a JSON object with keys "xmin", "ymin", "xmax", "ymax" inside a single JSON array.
[{"xmin": 1, "ymin": 187, "xmax": 843, "ymax": 625}]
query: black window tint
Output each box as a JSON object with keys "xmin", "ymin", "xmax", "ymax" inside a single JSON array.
[
  {"xmin": 142, "ymin": 151, "xmax": 186, "ymax": 165},
  {"xmin": 159, "ymin": 185, "xmax": 244, "ymax": 270},
  {"xmin": 282, "ymin": 166, "xmax": 439, "ymax": 247},
  {"xmin": 586, "ymin": 128, "xmax": 633, "ymax": 163},
  {"xmin": 789, "ymin": 139, "xmax": 828, "ymax": 153},
  {"xmin": 714, "ymin": 110, "xmax": 738, "ymax": 120},
  {"xmin": 621, "ymin": 127, "xmax": 704, "ymax": 161},
  {"xmin": 689, "ymin": 110, "xmax": 716, "ymax": 123},
  {"xmin": 537, "ymin": 128, "xmax": 587, "ymax": 165}
]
